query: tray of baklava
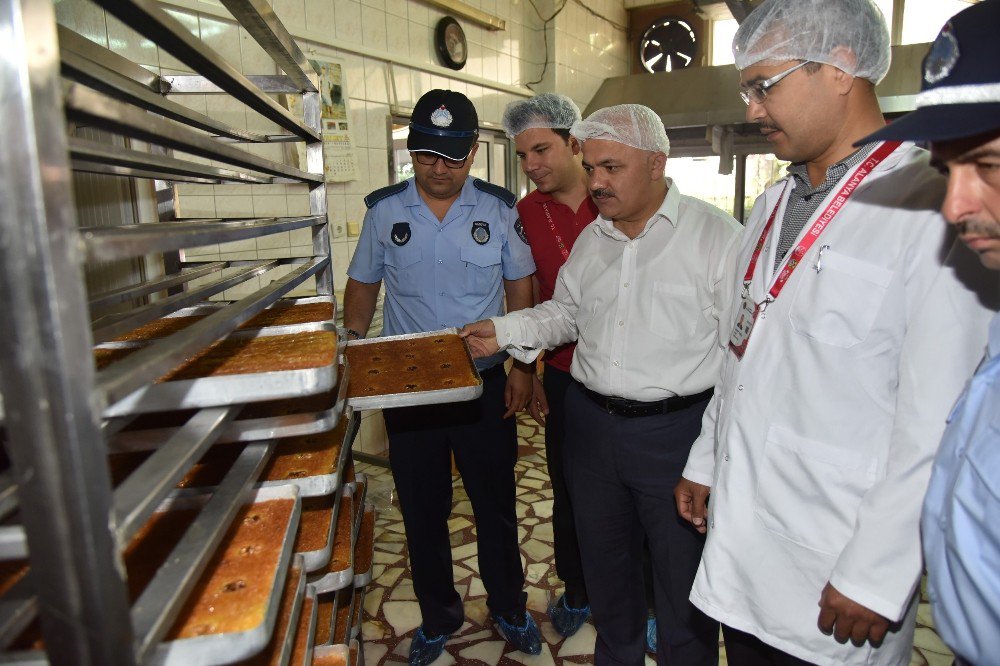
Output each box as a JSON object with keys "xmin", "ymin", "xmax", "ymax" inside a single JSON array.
[
  {"xmin": 110, "ymin": 296, "xmax": 337, "ymax": 343},
  {"xmin": 0, "ymin": 486, "xmax": 301, "ymax": 666},
  {"xmin": 344, "ymin": 328, "xmax": 483, "ymax": 410},
  {"xmin": 232, "ymin": 553, "xmax": 306, "ymax": 666},
  {"xmin": 311, "ymin": 643, "xmax": 350, "ymax": 666},
  {"xmin": 108, "ymin": 362, "xmax": 351, "ymax": 452},
  {"xmin": 108, "ymin": 411, "xmax": 357, "ymax": 501},
  {"xmin": 306, "ymin": 484, "xmax": 354, "ymax": 594},
  {"xmin": 289, "ymin": 584, "xmax": 317, "ymax": 666},
  {"xmin": 97, "ymin": 322, "xmax": 342, "ymax": 418}
]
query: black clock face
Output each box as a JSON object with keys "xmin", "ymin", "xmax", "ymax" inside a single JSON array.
[
  {"xmin": 435, "ymin": 17, "xmax": 468, "ymax": 70},
  {"xmin": 639, "ymin": 17, "xmax": 698, "ymax": 73}
]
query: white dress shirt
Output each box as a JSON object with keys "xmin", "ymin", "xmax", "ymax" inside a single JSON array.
[
  {"xmin": 492, "ymin": 179, "xmax": 743, "ymax": 401},
  {"xmin": 682, "ymin": 142, "xmax": 1000, "ymax": 665}
]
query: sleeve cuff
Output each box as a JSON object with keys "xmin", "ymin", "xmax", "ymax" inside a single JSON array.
[
  {"xmin": 681, "ymin": 466, "xmax": 714, "ymax": 487},
  {"xmin": 828, "ymin": 572, "xmax": 913, "ymax": 622}
]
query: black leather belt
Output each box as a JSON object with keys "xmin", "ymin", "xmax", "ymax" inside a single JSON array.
[{"xmin": 581, "ymin": 385, "xmax": 713, "ymax": 418}]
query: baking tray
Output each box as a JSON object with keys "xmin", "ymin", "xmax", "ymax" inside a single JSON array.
[
  {"xmin": 348, "ymin": 639, "xmax": 359, "ymax": 666},
  {"xmin": 257, "ymin": 409, "xmax": 356, "ymax": 498},
  {"xmin": 108, "ymin": 362, "xmax": 351, "ymax": 452},
  {"xmin": 306, "ymin": 485, "xmax": 354, "ymax": 594},
  {"xmin": 236, "ymin": 553, "xmax": 305, "ymax": 666},
  {"xmin": 311, "ymin": 643, "xmax": 349, "ymax": 666},
  {"xmin": 352, "ymin": 505, "xmax": 376, "ymax": 588},
  {"xmin": 312, "ymin": 589, "xmax": 335, "ymax": 646},
  {"xmin": 110, "ymin": 296, "xmax": 337, "ymax": 343},
  {"xmin": 99, "ymin": 323, "xmax": 342, "ymax": 418},
  {"xmin": 330, "ymin": 586, "xmax": 353, "ymax": 645},
  {"xmin": 0, "ymin": 486, "xmax": 301, "ymax": 666},
  {"xmin": 344, "ymin": 328, "xmax": 483, "ymax": 410},
  {"xmin": 294, "ymin": 494, "xmax": 336, "ymax": 574},
  {"xmin": 348, "ymin": 586, "xmax": 364, "ymax": 640},
  {"xmin": 151, "ymin": 485, "xmax": 302, "ymax": 666},
  {"xmin": 288, "ymin": 585, "xmax": 317, "ymax": 666}
]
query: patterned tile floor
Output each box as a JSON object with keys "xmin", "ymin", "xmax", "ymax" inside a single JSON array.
[{"xmin": 356, "ymin": 414, "xmax": 954, "ymax": 665}]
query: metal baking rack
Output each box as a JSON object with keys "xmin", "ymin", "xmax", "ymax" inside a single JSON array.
[{"xmin": 0, "ymin": 0, "xmax": 380, "ymax": 664}]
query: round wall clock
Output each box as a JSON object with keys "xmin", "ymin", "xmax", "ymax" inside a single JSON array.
[
  {"xmin": 639, "ymin": 16, "xmax": 698, "ymax": 73},
  {"xmin": 435, "ymin": 17, "xmax": 468, "ymax": 71}
]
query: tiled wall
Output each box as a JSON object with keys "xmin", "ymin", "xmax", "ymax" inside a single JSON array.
[{"xmin": 56, "ymin": 0, "xmax": 628, "ymax": 300}]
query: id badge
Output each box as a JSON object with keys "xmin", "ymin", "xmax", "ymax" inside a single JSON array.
[{"xmin": 728, "ymin": 293, "xmax": 759, "ymax": 359}]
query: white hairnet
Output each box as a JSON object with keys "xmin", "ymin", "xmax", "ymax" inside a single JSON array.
[
  {"xmin": 733, "ymin": 0, "xmax": 891, "ymax": 84},
  {"xmin": 569, "ymin": 104, "xmax": 670, "ymax": 155},
  {"xmin": 502, "ymin": 93, "xmax": 582, "ymax": 139}
]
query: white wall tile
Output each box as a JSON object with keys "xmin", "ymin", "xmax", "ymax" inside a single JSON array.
[
  {"xmin": 363, "ymin": 58, "xmax": 390, "ymax": 104},
  {"xmin": 360, "ymin": 5, "xmax": 388, "ymax": 52},
  {"xmin": 304, "ymin": 0, "xmax": 337, "ymax": 36},
  {"xmin": 335, "ymin": 0, "xmax": 363, "ymax": 44}
]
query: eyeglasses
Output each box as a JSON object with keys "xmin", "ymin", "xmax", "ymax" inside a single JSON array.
[
  {"xmin": 413, "ymin": 152, "xmax": 468, "ymax": 169},
  {"xmin": 739, "ymin": 60, "xmax": 812, "ymax": 106}
]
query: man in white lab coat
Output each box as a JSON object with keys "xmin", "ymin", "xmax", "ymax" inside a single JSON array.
[
  {"xmin": 674, "ymin": 0, "xmax": 999, "ymax": 664},
  {"xmin": 858, "ymin": 1, "xmax": 1000, "ymax": 663}
]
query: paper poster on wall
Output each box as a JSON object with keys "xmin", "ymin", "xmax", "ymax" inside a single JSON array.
[{"xmin": 310, "ymin": 58, "xmax": 359, "ymax": 182}]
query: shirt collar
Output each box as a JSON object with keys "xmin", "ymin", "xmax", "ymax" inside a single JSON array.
[
  {"xmin": 403, "ymin": 176, "xmax": 478, "ymax": 208},
  {"xmin": 988, "ymin": 311, "xmax": 1000, "ymax": 359},
  {"xmin": 593, "ymin": 178, "xmax": 678, "ymax": 241},
  {"xmin": 787, "ymin": 144, "xmax": 874, "ymax": 192}
]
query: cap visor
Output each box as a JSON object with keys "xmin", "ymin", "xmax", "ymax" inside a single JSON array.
[
  {"xmin": 857, "ymin": 103, "xmax": 1000, "ymax": 146},
  {"xmin": 407, "ymin": 132, "xmax": 475, "ymax": 161}
]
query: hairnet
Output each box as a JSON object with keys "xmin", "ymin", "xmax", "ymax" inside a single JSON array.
[
  {"xmin": 569, "ymin": 104, "xmax": 670, "ymax": 155},
  {"xmin": 733, "ymin": 0, "xmax": 891, "ymax": 84},
  {"xmin": 502, "ymin": 93, "xmax": 582, "ymax": 138}
]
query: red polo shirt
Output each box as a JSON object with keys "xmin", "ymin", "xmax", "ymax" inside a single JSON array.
[{"xmin": 517, "ymin": 189, "xmax": 599, "ymax": 372}]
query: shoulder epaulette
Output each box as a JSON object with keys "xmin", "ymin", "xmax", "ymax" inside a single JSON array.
[
  {"xmin": 473, "ymin": 178, "xmax": 516, "ymax": 209},
  {"xmin": 364, "ymin": 181, "xmax": 408, "ymax": 209}
]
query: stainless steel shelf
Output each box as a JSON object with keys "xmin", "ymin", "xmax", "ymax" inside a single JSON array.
[
  {"xmin": 64, "ymin": 84, "xmax": 321, "ymax": 185},
  {"xmin": 81, "ymin": 215, "xmax": 325, "ymax": 262},
  {"xmin": 88, "ymin": 262, "xmax": 229, "ymax": 311},
  {"xmin": 0, "ymin": 575, "xmax": 35, "ymax": 651},
  {"xmin": 70, "ymin": 139, "xmax": 274, "ymax": 185},
  {"xmin": 90, "ymin": 0, "xmax": 320, "ymax": 143},
  {"xmin": 218, "ymin": 0, "xmax": 318, "ymax": 94}
]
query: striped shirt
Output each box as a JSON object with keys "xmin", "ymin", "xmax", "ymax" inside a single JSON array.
[{"xmin": 774, "ymin": 145, "xmax": 873, "ymax": 269}]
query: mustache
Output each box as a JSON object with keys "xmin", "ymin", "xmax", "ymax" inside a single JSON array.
[
  {"xmin": 591, "ymin": 188, "xmax": 614, "ymax": 198},
  {"xmin": 759, "ymin": 122, "xmax": 780, "ymax": 132},
  {"xmin": 957, "ymin": 219, "xmax": 1000, "ymax": 238}
]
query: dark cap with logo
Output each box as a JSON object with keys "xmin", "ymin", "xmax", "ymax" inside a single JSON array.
[
  {"xmin": 859, "ymin": 0, "xmax": 1000, "ymax": 145},
  {"xmin": 408, "ymin": 89, "xmax": 480, "ymax": 161}
]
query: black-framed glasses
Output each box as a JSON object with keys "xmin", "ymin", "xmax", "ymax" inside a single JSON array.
[
  {"xmin": 413, "ymin": 152, "xmax": 468, "ymax": 169},
  {"xmin": 739, "ymin": 60, "xmax": 812, "ymax": 105}
]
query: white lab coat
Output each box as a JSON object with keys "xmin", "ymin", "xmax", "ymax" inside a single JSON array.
[{"xmin": 682, "ymin": 142, "xmax": 999, "ymax": 665}]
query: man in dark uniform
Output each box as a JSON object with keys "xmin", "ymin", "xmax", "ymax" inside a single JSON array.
[{"xmin": 342, "ymin": 89, "xmax": 541, "ymax": 665}]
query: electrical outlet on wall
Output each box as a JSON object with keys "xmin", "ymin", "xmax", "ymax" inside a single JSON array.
[{"xmin": 332, "ymin": 220, "xmax": 347, "ymax": 239}]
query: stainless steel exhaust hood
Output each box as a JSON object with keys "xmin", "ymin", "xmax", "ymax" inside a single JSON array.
[{"xmin": 583, "ymin": 43, "xmax": 931, "ymax": 160}]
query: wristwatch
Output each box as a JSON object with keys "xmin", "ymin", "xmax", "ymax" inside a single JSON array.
[{"xmin": 344, "ymin": 328, "xmax": 363, "ymax": 340}]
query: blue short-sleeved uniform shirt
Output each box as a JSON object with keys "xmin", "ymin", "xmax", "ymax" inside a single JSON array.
[
  {"xmin": 921, "ymin": 313, "xmax": 1000, "ymax": 665},
  {"xmin": 348, "ymin": 176, "xmax": 535, "ymax": 368}
]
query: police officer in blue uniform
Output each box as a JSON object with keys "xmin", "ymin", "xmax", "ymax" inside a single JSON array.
[{"xmin": 343, "ymin": 89, "xmax": 541, "ymax": 665}]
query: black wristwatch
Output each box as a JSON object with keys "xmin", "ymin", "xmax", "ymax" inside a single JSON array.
[{"xmin": 344, "ymin": 328, "xmax": 363, "ymax": 340}]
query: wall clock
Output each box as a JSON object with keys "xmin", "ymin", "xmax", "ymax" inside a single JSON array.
[
  {"xmin": 435, "ymin": 16, "xmax": 468, "ymax": 71},
  {"xmin": 639, "ymin": 16, "xmax": 698, "ymax": 73}
]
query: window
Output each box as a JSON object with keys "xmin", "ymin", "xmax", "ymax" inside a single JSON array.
[
  {"xmin": 710, "ymin": 18, "xmax": 737, "ymax": 66},
  {"xmin": 901, "ymin": 0, "xmax": 976, "ymax": 44}
]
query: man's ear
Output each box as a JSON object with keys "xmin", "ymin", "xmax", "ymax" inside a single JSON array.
[
  {"xmin": 569, "ymin": 136, "xmax": 582, "ymax": 156},
  {"xmin": 828, "ymin": 46, "xmax": 859, "ymax": 95},
  {"xmin": 649, "ymin": 151, "xmax": 667, "ymax": 179}
]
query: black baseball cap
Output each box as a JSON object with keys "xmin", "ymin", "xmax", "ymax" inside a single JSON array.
[
  {"xmin": 859, "ymin": 0, "xmax": 1000, "ymax": 146},
  {"xmin": 408, "ymin": 89, "xmax": 479, "ymax": 161}
]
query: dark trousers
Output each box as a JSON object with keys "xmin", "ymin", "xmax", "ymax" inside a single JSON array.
[
  {"xmin": 722, "ymin": 625, "xmax": 816, "ymax": 666},
  {"xmin": 564, "ymin": 382, "xmax": 719, "ymax": 666},
  {"xmin": 384, "ymin": 366, "xmax": 526, "ymax": 635},
  {"xmin": 542, "ymin": 365, "xmax": 587, "ymax": 604}
]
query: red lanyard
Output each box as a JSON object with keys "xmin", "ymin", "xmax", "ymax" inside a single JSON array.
[
  {"xmin": 742, "ymin": 141, "xmax": 901, "ymax": 301},
  {"xmin": 541, "ymin": 201, "xmax": 571, "ymax": 261}
]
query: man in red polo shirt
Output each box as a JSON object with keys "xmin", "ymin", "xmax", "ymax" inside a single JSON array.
[{"xmin": 502, "ymin": 94, "xmax": 598, "ymax": 638}]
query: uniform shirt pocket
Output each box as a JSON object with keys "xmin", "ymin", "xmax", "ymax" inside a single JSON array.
[
  {"xmin": 754, "ymin": 424, "xmax": 879, "ymax": 556},
  {"xmin": 789, "ymin": 250, "xmax": 892, "ymax": 348},
  {"xmin": 650, "ymin": 281, "xmax": 698, "ymax": 341},
  {"xmin": 384, "ymin": 245, "xmax": 423, "ymax": 297},
  {"xmin": 461, "ymin": 245, "xmax": 502, "ymax": 297}
]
